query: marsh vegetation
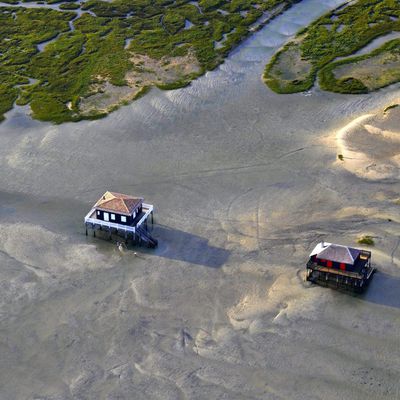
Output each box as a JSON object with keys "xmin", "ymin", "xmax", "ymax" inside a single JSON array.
[
  {"xmin": 0, "ymin": 0, "xmax": 301, "ymax": 123},
  {"xmin": 264, "ymin": 0, "xmax": 400, "ymax": 94}
]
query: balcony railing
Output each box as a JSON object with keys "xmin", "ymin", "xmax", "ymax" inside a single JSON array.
[
  {"xmin": 84, "ymin": 203, "xmax": 154, "ymax": 233},
  {"xmin": 306, "ymin": 260, "xmax": 363, "ymax": 279}
]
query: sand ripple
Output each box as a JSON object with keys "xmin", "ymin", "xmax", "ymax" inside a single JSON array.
[{"xmin": 228, "ymin": 272, "xmax": 331, "ymax": 334}]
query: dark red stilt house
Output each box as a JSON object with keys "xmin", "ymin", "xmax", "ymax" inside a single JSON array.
[{"xmin": 306, "ymin": 242, "xmax": 376, "ymax": 292}]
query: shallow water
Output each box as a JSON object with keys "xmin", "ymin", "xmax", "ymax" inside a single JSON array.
[
  {"xmin": 37, "ymin": 33, "xmax": 60, "ymax": 52},
  {"xmin": 124, "ymin": 37, "xmax": 133, "ymax": 49},
  {"xmin": 1, "ymin": 0, "xmax": 400, "ymax": 399},
  {"xmin": 352, "ymin": 31, "xmax": 400, "ymax": 56}
]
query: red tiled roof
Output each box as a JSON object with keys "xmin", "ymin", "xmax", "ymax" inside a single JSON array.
[{"xmin": 94, "ymin": 191, "xmax": 143, "ymax": 215}]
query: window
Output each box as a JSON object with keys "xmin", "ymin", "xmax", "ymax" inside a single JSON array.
[
  {"xmin": 327, "ymin": 260, "xmax": 332, "ymax": 268},
  {"xmin": 111, "ymin": 214, "xmax": 115, "ymax": 221},
  {"xmin": 104, "ymin": 212, "xmax": 109, "ymax": 221},
  {"xmin": 340, "ymin": 263, "xmax": 346, "ymax": 270},
  {"xmin": 121, "ymin": 216, "xmax": 127, "ymax": 223},
  {"xmin": 97, "ymin": 211, "xmax": 100, "ymax": 215}
]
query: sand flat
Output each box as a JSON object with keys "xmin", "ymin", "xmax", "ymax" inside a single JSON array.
[{"xmin": 0, "ymin": 1, "xmax": 400, "ymax": 399}]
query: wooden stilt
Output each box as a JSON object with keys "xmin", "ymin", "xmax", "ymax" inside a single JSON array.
[{"xmin": 85, "ymin": 225, "xmax": 88, "ymax": 236}]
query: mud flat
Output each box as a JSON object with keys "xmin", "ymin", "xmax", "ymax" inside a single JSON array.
[{"xmin": 1, "ymin": 0, "xmax": 400, "ymax": 399}]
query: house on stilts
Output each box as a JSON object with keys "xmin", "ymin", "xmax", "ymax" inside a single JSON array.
[
  {"xmin": 306, "ymin": 242, "xmax": 375, "ymax": 292},
  {"xmin": 84, "ymin": 191, "xmax": 157, "ymax": 248}
]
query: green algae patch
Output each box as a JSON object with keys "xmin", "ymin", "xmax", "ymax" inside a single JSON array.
[
  {"xmin": 0, "ymin": 0, "xmax": 302, "ymax": 123},
  {"xmin": 357, "ymin": 235, "xmax": 375, "ymax": 246},
  {"xmin": 264, "ymin": 0, "xmax": 400, "ymax": 94},
  {"xmin": 384, "ymin": 104, "xmax": 399, "ymax": 113}
]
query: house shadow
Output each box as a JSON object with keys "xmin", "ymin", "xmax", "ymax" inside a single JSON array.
[
  {"xmin": 149, "ymin": 224, "xmax": 231, "ymax": 268},
  {"xmin": 361, "ymin": 272, "xmax": 400, "ymax": 309}
]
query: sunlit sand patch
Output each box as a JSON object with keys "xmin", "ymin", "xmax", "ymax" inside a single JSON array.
[
  {"xmin": 227, "ymin": 273, "xmax": 331, "ymax": 334},
  {"xmin": 335, "ymin": 105, "xmax": 400, "ymax": 180},
  {"xmin": 0, "ymin": 223, "xmax": 117, "ymax": 275},
  {"xmin": 0, "ymin": 222, "xmax": 120, "ymax": 322}
]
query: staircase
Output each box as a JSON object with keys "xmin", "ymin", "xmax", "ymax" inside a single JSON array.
[{"xmin": 136, "ymin": 226, "xmax": 158, "ymax": 248}]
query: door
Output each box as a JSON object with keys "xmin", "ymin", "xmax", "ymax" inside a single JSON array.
[{"xmin": 104, "ymin": 212, "xmax": 109, "ymax": 221}]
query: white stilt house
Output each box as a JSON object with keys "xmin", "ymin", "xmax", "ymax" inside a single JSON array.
[{"xmin": 84, "ymin": 191, "xmax": 157, "ymax": 247}]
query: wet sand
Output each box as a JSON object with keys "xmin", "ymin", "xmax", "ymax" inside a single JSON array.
[{"xmin": 0, "ymin": 1, "xmax": 400, "ymax": 399}]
